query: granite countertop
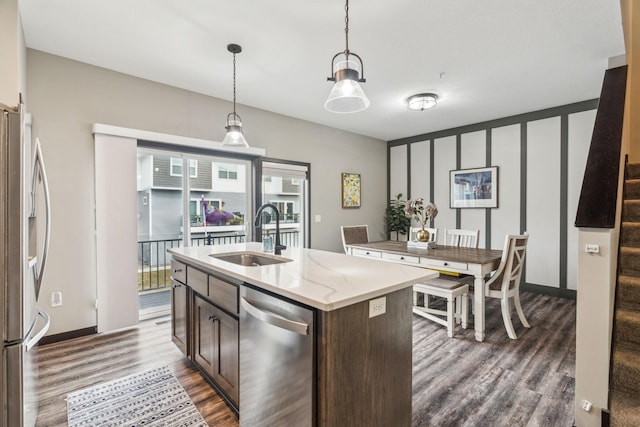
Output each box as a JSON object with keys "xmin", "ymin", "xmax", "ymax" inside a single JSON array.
[{"xmin": 168, "ymin": 242, "xmax": 437, "ymax": 311}]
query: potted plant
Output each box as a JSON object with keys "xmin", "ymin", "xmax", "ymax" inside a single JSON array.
[{"xmin": 385, "ymin": 193, "xmax": 412, "ymax": 241}]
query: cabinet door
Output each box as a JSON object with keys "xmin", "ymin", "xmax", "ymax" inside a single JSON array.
[
  {"xmin": 193, "ymin": 295, "xmax": 239, "ymax": 406},
  {"xmin": 171, "ymin": 279, "xmax": 189, "ymax": 356},
  {"xmin": 213, "ymin": 306, "xmax": 239, "ymax": 405},
  {"xmin": 193, "ymin": 295, "xmax": 216, "ymax": 376}
]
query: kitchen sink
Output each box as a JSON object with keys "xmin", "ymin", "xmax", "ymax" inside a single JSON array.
[{"xmin": 210, "ymin": 252, "xmax": 292, "ymax": 267}]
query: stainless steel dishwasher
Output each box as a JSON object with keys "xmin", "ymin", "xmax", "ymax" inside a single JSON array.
[{"xmin": 239, "ymin": 285, "xmax": 314, "ymax": 427}]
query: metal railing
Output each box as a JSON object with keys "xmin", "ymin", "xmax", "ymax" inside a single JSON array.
[{"xmin": 137, "ymin": 230, "xmax": 299, "ymax": 292}]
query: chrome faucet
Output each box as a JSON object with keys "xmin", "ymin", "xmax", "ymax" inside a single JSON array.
[{"xmin": 254, "ymin": 203, "xmax": 287, "ymax": 255}]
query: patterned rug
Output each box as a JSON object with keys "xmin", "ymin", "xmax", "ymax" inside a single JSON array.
[{"xmin": 67, "ymin": 366, "xmax": 208, "ymax": 427}]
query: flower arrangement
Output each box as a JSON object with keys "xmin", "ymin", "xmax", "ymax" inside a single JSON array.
[{"xmin": 405, "ymin": 198, "xmax": 438, "ymax": 228}]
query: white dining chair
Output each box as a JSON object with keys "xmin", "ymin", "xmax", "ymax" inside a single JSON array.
[
  {"xmin": 484, "ymin": 233, "xmax": 530, "ymax": 339},
  {"xmin": 340, "ymin": 225, "xmax": 369, "ymax": 254},
  {"xmin": 443, "ymin": 228, "xmax": 479, "ymax": 248}
]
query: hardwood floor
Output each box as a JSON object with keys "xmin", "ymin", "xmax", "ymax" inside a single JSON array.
[
  {"xmin": 35, "ymin": 318, "xmax": 239, "ymax": 427},
  {"xmin": 35, "ymin": 291, "xmax": 575, "ymax": 427}
]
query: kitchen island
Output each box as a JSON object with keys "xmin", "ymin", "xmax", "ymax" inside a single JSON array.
[{"xmin": 168, "ymin": 243, "xmax": 437, "ymax": 427}]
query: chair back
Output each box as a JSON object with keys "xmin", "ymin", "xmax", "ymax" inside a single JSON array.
[
  {"xmin": 410, "ymin": 227, "xmax": 438, "ymax": 243},
  {"xmin": 444, "ymin": 229, "xmax": 479, "ymax": 248},
  {"xmin": 487, "ymin": 234, "xmax": 529, "ymax": 294},
  {"xmin": 341, "ymin": 225, "xmax": 369, "ymax": 253}
]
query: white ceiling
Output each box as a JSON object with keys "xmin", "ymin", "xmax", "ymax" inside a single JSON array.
[{"xmin": 19, "ymin": 0, "xmax": 625, "ymax": 142}]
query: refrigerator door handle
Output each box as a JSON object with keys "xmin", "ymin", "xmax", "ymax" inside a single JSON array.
[
  {"xmin": 240, "ymin": 297, "xmax": 309, "ymax": 335},
  {"xmin": 31, "ymin": 137, "xmax": 51, "ymax": 300},
  {"xmin": 25, "ymin": 309, "xmax": 50, "ymax": 351}
]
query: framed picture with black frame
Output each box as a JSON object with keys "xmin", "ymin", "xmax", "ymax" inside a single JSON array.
[{"xmin": 450, "ymin": 166, "xmax": 498, "ymax": 208}]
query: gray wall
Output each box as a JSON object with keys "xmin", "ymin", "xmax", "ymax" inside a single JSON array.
[
  {"xmin": 389, "ymin": 101, "xmax": 598, "ymax": 297},
  {"xmin": 27, "ymin": 49, "xmax": 387, "ymax": 335}
]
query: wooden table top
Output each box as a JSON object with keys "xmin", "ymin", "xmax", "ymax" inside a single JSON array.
[{"xmin": 348, "ymin": 240, "xmax": 503, "ymax": 265}]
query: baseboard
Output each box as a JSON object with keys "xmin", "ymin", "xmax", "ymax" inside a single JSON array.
[
  {"xmin": 521, "ymin": 283, "xmax": 576, "ymax": 300},
  {"xmin": 37, "ymin": 326, "xmax": 97, "ymax": 346}
]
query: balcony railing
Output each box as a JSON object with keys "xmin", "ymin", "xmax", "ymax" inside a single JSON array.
[{"xmin": 137, "ymin": 230, "xmax": 300, "ymax": 292}]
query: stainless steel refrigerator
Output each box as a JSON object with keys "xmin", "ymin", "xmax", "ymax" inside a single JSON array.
[{"xmin": 1, "ymin": 103, "xmax": 51, "ymax": 427}]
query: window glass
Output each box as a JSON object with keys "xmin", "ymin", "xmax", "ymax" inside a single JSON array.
[{"xmin": 170, "ymin": 157, "xmax": 197, "ymax": 177}]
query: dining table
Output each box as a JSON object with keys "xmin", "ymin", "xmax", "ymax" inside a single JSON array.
[{"xmin": 345, "ymin": 240, "xmax": 503, "ymax": 342}]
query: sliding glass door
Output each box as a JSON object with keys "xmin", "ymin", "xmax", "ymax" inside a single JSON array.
[
  {"xmin": 136, "ymin": 147, "xmax": 252, "ymax": 318},
  {"xmin": 259, "ymin": 160, "xmax": 310, "ymax": 248}
]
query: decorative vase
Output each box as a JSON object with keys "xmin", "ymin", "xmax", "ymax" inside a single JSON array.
[{"xmin": 416, "ymin": 226, "xmax": 430, "ymax": 242}]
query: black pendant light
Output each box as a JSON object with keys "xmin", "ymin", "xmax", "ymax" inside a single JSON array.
[
  {"xmin": 325, "ymin": 0, "xmax": 370, "ymax": 113},
  {"xmin": 222, "ymin": 43, "xmax": 249, "ymax": 147}
]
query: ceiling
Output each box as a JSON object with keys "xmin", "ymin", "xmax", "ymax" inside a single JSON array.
[{"xmin": 19, "ymin": 0, "xmax": 625, "ymax": 142}]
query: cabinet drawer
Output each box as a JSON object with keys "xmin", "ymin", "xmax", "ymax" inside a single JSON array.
[
  {"xmin": 171, "ymin": 260, "xmax": 186, "ymax": 284},
  {"xmin": 351, "ymin": 248, "xmax": 382, "ymax": 258},
  {"xmin": 381, "ymin": 252, "xmax": 420, "ymax": 265},
  {"xmin": 420, "ymin": 258, "xmax": 468, "ymax": 271},
  {"xmin": 209, "ymin": 275, "xmax": 239, "ymax": 315},
  {"xmin": 187, "ymin": 266, "xmax": 208, "ymax": 296}
]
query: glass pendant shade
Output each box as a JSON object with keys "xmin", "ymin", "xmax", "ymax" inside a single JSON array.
[
  {"xmin": 221, "ymin": 44, "xmax": 249, "ymax": 148},
  {"xmin": 222, "ymin": 117, "xmax": 249, "ymax": 148},
  {"xmin": 325, "ymin": 60, "xmax": 370, "ymax": 113}
]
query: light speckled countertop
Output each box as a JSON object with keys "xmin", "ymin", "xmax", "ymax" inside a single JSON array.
[{"xmin": 168, "ymin": 242, "xmax": 437, "ymax": 311}]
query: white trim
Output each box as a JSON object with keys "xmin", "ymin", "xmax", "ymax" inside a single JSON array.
[{"xmin": 92, "ymin": 123, "xmax": 266, "ymax": 157}]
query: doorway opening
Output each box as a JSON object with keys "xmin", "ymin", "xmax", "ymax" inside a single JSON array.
[
  {"xmin": 136, "ymin": 148, "xmax": 252, "ymax": 320},
  {"xmin": 258, "ymin": 160, "xmax": 310, "ymax": 249}
]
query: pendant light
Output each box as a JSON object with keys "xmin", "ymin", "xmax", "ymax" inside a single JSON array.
[
  {"xmin": 325, "ymin": 0, "xmax": 370, "ymax": 114},
  {"xmin": 222, "ymin": 43, "xmax": 249, "ymax": 148}
]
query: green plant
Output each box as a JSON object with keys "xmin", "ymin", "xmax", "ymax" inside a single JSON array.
[{"xmin": 385, "ymin": 193, "xmax": 411, "ymax": 240}]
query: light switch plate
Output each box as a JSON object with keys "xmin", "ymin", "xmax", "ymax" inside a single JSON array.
[
  {"xmin": 585, "ymin": 244, "xmax": 600, "ymax": 253},
  {"xmin": 51, "ymin": 291, "xmax": 62, "ymax": 307}
]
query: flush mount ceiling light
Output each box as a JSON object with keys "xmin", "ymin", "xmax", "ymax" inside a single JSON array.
[
  {"xmin": 407, "ymin": 93, "xmax": 439, "ymax": 111},
  {"xmin": 325, "ymin": 0, "xmax": 370, "ymax": 114},
  {"xmin": 221, "ymin": 43, "xmax": 249, "ymax": 148}
]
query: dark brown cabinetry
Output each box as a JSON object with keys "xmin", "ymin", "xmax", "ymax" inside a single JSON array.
[
  {"xmin": 193, "ymin": 294, "xmax": 239, "ymax": 406},
  {"xmin": 169, "ymin": 254, "xmax": 413, "ymax": 426},
  {"xmin": 170, "ymin": 259, "xmax": 240, "ymax": 410},
  {"xmin": 170, "ymin": 260, "xmax": 189, "ymax": 356}
]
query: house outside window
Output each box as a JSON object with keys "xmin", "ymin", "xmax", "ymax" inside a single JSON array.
[
  {"xmin": 190, "ymin": 198, "xmax": 221, "ymax": 226},
  {"xmin": 269, "ymin": 200, "xmax": 297, "ymax": 222},
  {"xmin": 218, "ymin": 163, "xmax": 238, "ymax": 180},
  {"xmin": 170, "ymin": 158, "xmax": 197, "ymax": 177}
]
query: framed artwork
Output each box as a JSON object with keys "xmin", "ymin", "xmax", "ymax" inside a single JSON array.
[
  {"xmin": 341, "ymin": 173, "xmax": 361, "ymax": 208},
  {"xmin": 450, "ymin": 166, "xmax": 498, "ymax": 208}
]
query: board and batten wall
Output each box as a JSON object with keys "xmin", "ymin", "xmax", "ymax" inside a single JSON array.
[{"xmin": 388, "ymin": 100, "xmax": 598, "ymax": 296}]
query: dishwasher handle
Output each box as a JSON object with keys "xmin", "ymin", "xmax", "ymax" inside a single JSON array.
[{"xmin": 241, "ymin": 297, "xmax": 309, "ymax": 335}]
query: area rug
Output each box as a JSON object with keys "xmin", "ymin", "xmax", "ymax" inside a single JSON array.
[{"xmin": 67, "ymin": 365, "xmax": 208, "ymax": 427}]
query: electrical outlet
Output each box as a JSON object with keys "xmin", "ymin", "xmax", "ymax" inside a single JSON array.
[
  {"xmin": 51, "ymin": 291, "xmax": 62, "ymax": 307},
  {"xmin": 369, "ymin": 296, "xmax": 386, "ymax": 318},
  {"xmin": 581, "ymin": 399, "xmax": 593, "ymax": 412}
]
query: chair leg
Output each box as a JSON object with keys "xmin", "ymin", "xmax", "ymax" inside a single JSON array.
[
  {"xmin": 514, "ymin": 292, "xmax": 530, "ymax": 328},
  {"xmin": 446, "ymin": 297, "xmax": 455, "ymax": 338},
  {"xmin": 455, "ymin": 296, "xmax": 462, "ymax": 324},
  {"xmin": 461, "ymin": 293, "xmax": 468, "ymax": 329},
  {"xmin": 501, "ymin": 296, "xmax": 517, "ymax": 339}
]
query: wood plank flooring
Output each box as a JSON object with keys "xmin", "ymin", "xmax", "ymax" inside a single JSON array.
[{"xmin": 35, "ymin": 291, "xmax": 575, "ymax": 427}]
